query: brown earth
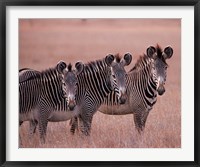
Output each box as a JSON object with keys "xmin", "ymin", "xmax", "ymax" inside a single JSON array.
[{"xmin": 19, "ymin": 19, "xmax": 181, "ymax": 148}]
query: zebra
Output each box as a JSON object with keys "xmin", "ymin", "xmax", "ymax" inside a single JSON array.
[
  {"xmin": 19, "ymin": 61, "xmax": 84, "ymax": 144},
  {"xmin": 69, "ymin": 53, "xmax": 132, "ymax": 136},
  {"xmin": 71, "ymin": 45, "xmax": 173, "ymax": 134}
]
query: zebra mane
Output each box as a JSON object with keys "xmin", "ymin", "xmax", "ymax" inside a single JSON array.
[
  {"xmin": 115, "ymin": 53, "xmax": 121, "ymax": 63},
  {"xmin": 35, "ymin": 68, "xmax": 63, "ymax": 88},
  {"xmin": 83, "ymin": 58, "xmax": 108, "ymax": 72},
  {"xmin": 41, "ymin": 67, "xmax": 59, "ymax": 76},
  {"xmin": 67, "ymin": 63, "xmax": 72, "ymax": 71},
  {"xmin": 19, "ymin": 65, "xmax": 64, "ymax": 84},
  {"xmin": 129, "ymin": 55, "xmax": 150, "ymax": 72},
  {"xmin": 155, "ymin": 44, "xmax": 168, "ymax": 65},
  {"xmin": 84, "ymin": 53, "xmax": 122, "ymax": 72}
]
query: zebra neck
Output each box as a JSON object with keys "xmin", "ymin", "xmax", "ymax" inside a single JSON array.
[
  {"xmin": 77, "ymin": 63, "xmax": 112, "ymax": 103},
  {"xmin": 41, "ymin": 69, "xmax": 66, "ymax": 107},
  {"xmin": 145, "ymin": 76, "xmax": 157, "ymax": 98},
  {"xmin": 140, "ymin": 64, "xmax": 157, "ymax": 108}
]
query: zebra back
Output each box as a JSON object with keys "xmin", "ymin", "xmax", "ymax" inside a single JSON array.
[{"xmin": 19, "ymin": 68, "xmax": 41, "ymax": 83}]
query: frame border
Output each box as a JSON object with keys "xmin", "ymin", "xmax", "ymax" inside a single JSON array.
[{"xmin": 1, "ymin": 0, "xmax": 199, "ymax": 166}]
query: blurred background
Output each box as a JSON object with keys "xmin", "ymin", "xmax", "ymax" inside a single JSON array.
[
  {"xmin": 19, "ymin": 19, "xmax": 181, "ymax": 148},
  {"xmin": 19, "ymin": 19, "xmax": 180, "ymax": 71}
]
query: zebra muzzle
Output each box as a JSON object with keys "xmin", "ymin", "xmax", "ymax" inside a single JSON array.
[
  {"xmin": 157, "ymin": 77, "xmax": 166, "ymax": 96},
  {"xmin": 68, "ymin": 99, "xmax": 76, "ymax": 111},
  {"xmin": 119, "ymin": 92, "xmax": 127, "ymax": 104},
  {"xmin": 157, "ymin": 85, "xmax": 165, "ymax": 96}
]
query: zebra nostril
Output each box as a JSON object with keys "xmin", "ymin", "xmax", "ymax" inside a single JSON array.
[
  {"xmin": 119, "ymin": 98, "xmax": 126, "ymax": 104},
  {"xmin": 69, "ymin": 105, "xmax": 75, "ymax": 111},
  {"xmin": 119, "ymin": 93, "xmax": 127, "ymax": 104},
  {"xmin": 68, "ymin": 99, "xmax": 76, "ymax": 111},
  {"xmin": 157, "ymin": 86, "xmax": 165, "ymax": 95},
  {"xmin": 68, "ymin": 103, "xmax": 75, "ymax": 111}
]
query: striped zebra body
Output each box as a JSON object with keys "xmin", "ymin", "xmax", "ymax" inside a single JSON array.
[
  {"xmin": 70, "ymin": 53, "xmax": 132, "ymax": 135},
  {"xmin": 99, "ymin": 45, "xmax": 173, "ymax": 132},
  {"xmin": 19, "ymin": 61, "xmax": 84, "ymax": 143}
]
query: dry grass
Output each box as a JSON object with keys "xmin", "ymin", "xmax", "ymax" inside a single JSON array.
[
  {"xmin": 20, "ymin": 90, "xmax": 181, "ymax": 148},
  {"xmin": 19, "ymin": 19, "xmax": 181, "ymax": 148}
]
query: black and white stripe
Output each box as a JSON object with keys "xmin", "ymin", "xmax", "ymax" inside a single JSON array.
[
  {"xmin": 19, "ymin": 61, "xmax": 84, "ymax": 144},
  {"xmin": 70, "ymin": 53, "xmax": 132, "ymax": 136},
  {"xmin": 99, "ymin": 45, "xmax": 173, "ymax": 132}
]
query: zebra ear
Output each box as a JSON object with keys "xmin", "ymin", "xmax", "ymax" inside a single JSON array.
[
  {"xmin": 123, "ymin": 52, "xmax": 132, "ymax": 66},
  {"xmin": 57, "ymin": 61, "xmax": 67, "ymax": 74},
  {"xmin": 147, "ymin": 46, "xmax": 156, "ymax": 59},
  {"xmin": 105, "ymin": 54, "xmax": 115, "ymax": 66},
  {"xmin": 75, "ymin": 61, "xmax": 84, "ymax": 75},
  {"xmin": 163, "ymin": 46, "xmax": 173, "ymax": 59}
]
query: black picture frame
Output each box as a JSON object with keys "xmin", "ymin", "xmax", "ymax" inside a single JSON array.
[{"xmin": 1, "ymin": 0, "xmax": 199, "ymax": 166}]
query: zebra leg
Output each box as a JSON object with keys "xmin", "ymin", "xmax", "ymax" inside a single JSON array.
[
  {"xmin": 140, "ymin": 111, "xmax": 149, "ymax": 130},
  {"xmin": 38, "ymin": 108, "xmax": 49, "ymax": 144},
  {"xmin": 70, "ymin": 116, "xmax": 78, "ymax": 134},
  {"xmin": 134, "ymin": 110, "xmax": 149, "ymax": 133},
  {"xmin": 29, "ymin": 120, "xmax": 38, "ymax": 138},
  {"xmin": 79, "ymin": 112, "xmax": 93, "ymax": 136},
  {"xmin": 134, "ymin": 112, "xmax": 144, "ymax": 133},
  {"xmin": 19, "ymin": 121, "xmax": 23, "ymax": 126},
  {"xmin": 78, "ymin": 111, "xmax": 97, "ymax": 147},
  {"xmin": 19, "ymin": 121, "xmax": 23, "ymax": 146},
  {"xmin": 78, "ymin": 115, "xmax": 85, "ymax": 135},
  {"xmin": 38, "ymin": 117, "xmax": 48, "ymax": 144}
]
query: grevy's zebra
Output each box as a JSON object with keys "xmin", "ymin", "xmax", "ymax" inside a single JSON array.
[
  {"xmin": 100, "ymin": 45, "xmax": 173, "ymax": 132},
  {"xmin": 71, "ymin": 45, "xmax": 173, "ymax": 133},
  {"xmin": 70, "ymin": 53, "xmax": 132, "ymax": 136},
  {"xmin": 19, "ymin": 61, "xmax": 84, "ymax": 143}
]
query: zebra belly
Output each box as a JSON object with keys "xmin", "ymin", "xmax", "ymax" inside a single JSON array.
[
  {"xmin": 48, "ymin": 110, "xmax": 77, "ymax": 122},
  {"xmin": 19, "ymin": 108, "xmax": 39, "ymax": 122},
  {"xmin": 99, "ymin": 96, "xmax": 154, "ymax": 115},
  {"xmin": 98, "ymin": 103, "xmax": 133, "ymax": 115}
]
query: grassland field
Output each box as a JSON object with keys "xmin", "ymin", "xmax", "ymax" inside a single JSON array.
[{"xmin": 19, "ymin": 19, "xmax": 181, "ymax": 148}]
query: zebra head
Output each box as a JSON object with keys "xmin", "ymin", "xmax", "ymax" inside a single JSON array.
[
  {"xmin": 147, "ymin": 45, "xmax": 173, "ymax": 96},
  {"xmin": 57, "ymin": 61, "xmax": 84, "ymax": 110},
  {"xmin": 106, "ymin": 53, "xmax": 132, "ymax": 104}
]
